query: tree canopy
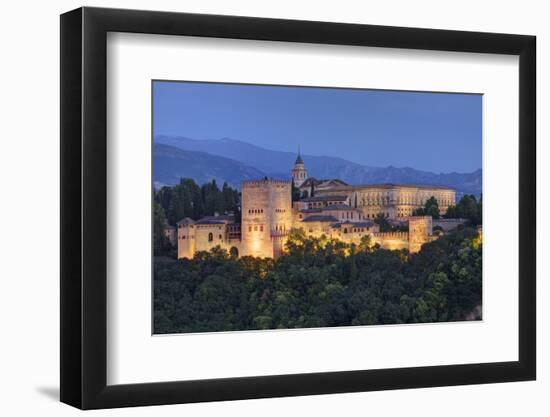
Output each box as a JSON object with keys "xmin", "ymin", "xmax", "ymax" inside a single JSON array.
[
  {"xmin": 412, "ymin": 196, "xmax": 440, "ymax": 219},
  {"xmin": 444, "ymin": 194, "xmax": 482, "ymax": 226},
  {"xmin": 154, "ymin": 227, "xmax": 482, "ymax": 334},
  {"xmin": 155, "ymin": 178, "xmax": 240, "ymax": 225}
]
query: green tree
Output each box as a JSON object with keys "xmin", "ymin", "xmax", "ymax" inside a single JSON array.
[
  {"xmin": 444, "ymin": 194, "xmax": 482, "ymax": 226},
  {"xmin": 374, "ymin": 213, "xmax": 392, "ymax": 232},
  {"xmin": 153, "ymin": 202, "xmax": 171, "ymax": 256},
  {"xmin": 222, "ymin": 181, "xmax": 239, "ymax": 215},
  {"xmin": 153, "ymin": 226, "xmax": 482, "ymax": 334},
  {"xmin": 413, "ymin": 196, "xmax": 440, "ymax": 219},
  {"xmin": 358, "ymin": 234, "xmax": 373, "ymax": 253}
]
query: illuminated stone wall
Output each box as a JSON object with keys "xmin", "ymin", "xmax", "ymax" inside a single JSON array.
[
  {"xmin": 241, "ymin": 179, "xmax": 292, "ymax": 258},
  {"xmin": 297, "ymin": 220, "xmax": 333, "ymax": 238},
  {"xmin": 194, "ymin": 223, "xmax": 232, "ymax": 253},
  {"xmin": 176, "ymin": 174, "xmax": 441, "ymax": 258},
  {"xmin": 177, "ymin": 222, "xmax": 195, "ymax": 259},
  {"xmin": 372, "ymin": 232, "xmax": 410, "ymax": 251},
  {"xmin": 315, "ymin": 185, "xmax": 456, "ymax": 220},
  {"xmin": 408, "ymin": 216, "xmax": 433, "ymax": 253}
]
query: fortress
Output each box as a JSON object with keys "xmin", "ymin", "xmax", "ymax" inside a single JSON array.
[{"xmin": 177, "ymin": 153, "xmax": 456, "ymax": 259}]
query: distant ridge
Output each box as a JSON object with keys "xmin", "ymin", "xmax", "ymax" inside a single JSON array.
[
  {"xmin": 153, "ymin": 144, "xmax": 266, "ymax": 189},
  {"xmin": 154, "ymin": 136, "xmax": 482, "ymax": 195}
]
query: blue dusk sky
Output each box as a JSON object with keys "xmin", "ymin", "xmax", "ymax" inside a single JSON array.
[{"xmin": 153, "ymin": 81, "xmax": 482, "ymax": 174}]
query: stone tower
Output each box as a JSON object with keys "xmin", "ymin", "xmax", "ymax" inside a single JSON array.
[
  {"xmin": 408, "ymin": 216, "xmax": 433, "ymax": 253},
  {"xmin": 241, "ymin": 179, "xmax": 292, "ymax": 258},
  {"xmin": 291, "ymin": 150, "xmax": 308, "ymax": 187},
  {"xmin": 177, "ymin": 218, "xmax": 196, "ymax": 259}
]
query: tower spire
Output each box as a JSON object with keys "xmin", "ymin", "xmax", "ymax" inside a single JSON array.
[
  {"xmin": 291, "ymin": 146, "xmax": 307, "ymax": 187},
  {"xmin": 295, "ymin": 146, "xmax": 303, "ymax": 165}
]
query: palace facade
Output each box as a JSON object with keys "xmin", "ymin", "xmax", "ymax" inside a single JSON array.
[{"xmin": 177, "ymin": 153, "xmax": 456, "ymax": 259}]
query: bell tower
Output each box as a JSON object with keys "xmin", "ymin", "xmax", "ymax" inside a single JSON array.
[{"xmin": 291, "ymin": 148, "xmax": 308, "ymax": 187}]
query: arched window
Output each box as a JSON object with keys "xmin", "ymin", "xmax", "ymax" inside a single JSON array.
[
  {"xmin": 343, "ymin": 228, "xmax": 348, "ymax": 234},
  {"xmin": 208, "ymin": 233, "xmax": 213, "ymax": 242}
]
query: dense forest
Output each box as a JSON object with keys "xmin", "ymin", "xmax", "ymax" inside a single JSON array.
[
  {"xmin": 154, "ymin": 227, "xmax": 482, "ymax": 334},
  {"xmin": 155, "ymin": 178, "xmax": 240, "ymax": 225},
  {"xmin": 413, "ymin": 194, "xmax": 482, "ymax": 226},
  {"xmin": 153, "ymin": 179, "xmax": 241, "ymax": 256}
]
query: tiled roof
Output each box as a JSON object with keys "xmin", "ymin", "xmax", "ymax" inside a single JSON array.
[
  {"xmin": 324, "ymin": 204, "xmax": 355, "ymax": 210},
  {"xmin": 201, "ymin": 215, "xmax": 234, "ymax": 221},
  {"xmin": 339, "ymin": 221, "xmax": 375, "ymax": 228},
  {"xmin": 298, "ymin": 178, "xmax": 349, "ymax": 188},
  {"xmin": 317, "ymin": 179, "xmax": 348, "ymax": 186},
  {"xmin": 301, "ymin": 215, "xmax": 338, "ymax": 223},
  {"xmin": 195, "ymin": 220, "xmax": 227, "ymax": 225},
  {"xmin": 300, "ymin": 195, "xmax": 348, "ymax": 202},
  {"xmin": 299, "ymin": 177, "xmax": 318, "ymax": 187},
  {"xmin": 194, "ymin": 215, "xmax": 235, "ymax": 225},
  {"xmin": 300, "ymin": 208, "xmax": 323, "ymax": 213},
  {"xmin": 322, "ymin": 183, "xmax": 455, "ymax": 191}
]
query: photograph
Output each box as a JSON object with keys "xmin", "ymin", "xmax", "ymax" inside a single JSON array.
[
  {"xmin": 1, "ymin": 0, "xmax": 543, "ymax": 414},
  {"xmin": 152, "ymin": 81, "xmax": 483, "ymax": 334}
]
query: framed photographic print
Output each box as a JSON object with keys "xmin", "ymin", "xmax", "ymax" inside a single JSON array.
[{"xmin": 60, "ymin": 7, "xmax": 536, "ymax": 409}]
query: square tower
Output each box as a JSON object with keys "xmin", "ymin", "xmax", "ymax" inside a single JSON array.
[
  {"xmin": 408, "ymin": 216, "xmax": 433, "ymax": 253},
  {"xmin": 241, "ymin": 179, "xmax": 292, "ymax": 258}
]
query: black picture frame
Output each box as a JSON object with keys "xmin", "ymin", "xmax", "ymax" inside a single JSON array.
[{"xmin": 60, "ymin": 6, "xmax": 536, "ymax": 410}]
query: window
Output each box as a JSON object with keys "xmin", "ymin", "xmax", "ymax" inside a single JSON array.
[
  {"xmin": 219, "ymin": 234, "xmax": 222, "ymax": 240},
  {"xmin": 208, "ymin": 233, "xmax": 213, "ymax": 242},
  {"xmin": 248, "ymin": 226, "xmax": 252, "ymax": 232},
  {"xmin": 343, "ymin": 228, "xmax": 348, "ymax": 234},
  {"xmin": 254, "ymin": 226, "xmax": 258, "ymax": 231},
  {"xmin": 260, "ymin": 225, "xmax": 263, "ymax": 232}
]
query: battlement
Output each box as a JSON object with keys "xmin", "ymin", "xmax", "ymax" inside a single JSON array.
[
  {"xmin": 242, "ymin": 178, "xmax": 291, "ymax": 187},
  {"xmin": 373, "ymin": 232, "xmax": 409, "ymax": 238}
]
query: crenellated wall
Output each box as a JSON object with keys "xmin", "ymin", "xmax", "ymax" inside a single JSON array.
[
  {"xmin": 372, "ymin": 231, "xmax": 410, "ymax": 251},
  {"xmin": 177, "ymin": 172, "xmax": 441, "ymax": 258},
  {"xmin": 241, "ymin": 179, "xmax": 292, "ymax": 258}
]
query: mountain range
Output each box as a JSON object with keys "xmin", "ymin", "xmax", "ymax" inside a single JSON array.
[
  {"xmin": 154, "ymin": 135, "xmax": 482, "ymax": 195},
  {"xmin": 153, "ymin": 144, "xmax": 265, "ymax": 189}
]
